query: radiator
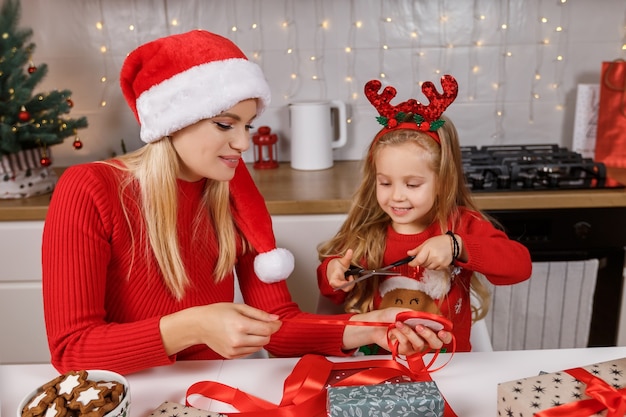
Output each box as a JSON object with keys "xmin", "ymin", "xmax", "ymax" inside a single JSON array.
[{"xmin": 483, "ymin": 259, "xmax": 599, "ymax": 351}]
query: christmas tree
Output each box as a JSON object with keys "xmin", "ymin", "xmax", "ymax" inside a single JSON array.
[{"xmin": 0, "ymin": 0, "xmax": 87, "ymax": 165}]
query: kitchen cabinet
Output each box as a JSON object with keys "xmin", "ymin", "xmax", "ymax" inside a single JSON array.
[{"xmin": 0, "ymin": 221, "xmax": 49, "ymax": 364}]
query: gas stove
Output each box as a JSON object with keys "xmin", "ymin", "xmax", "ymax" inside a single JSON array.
[{"xmin": 462, "ymin": 144, "xmax": 624, "ymax": 192}]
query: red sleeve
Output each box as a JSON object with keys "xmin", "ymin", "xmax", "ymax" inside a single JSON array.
[
  {"xmin": 316, "ymin": 256, "xmax": 348, "ymax": 305},
  {"xmin": 42, "ymin": 164, "xmax": 173, "ymax": 375},
  {"xmin": 455, "ymin": 209, "xmax": 532, "ymax": 285},
  {"xmin": 235, "ymin": 251, "xmax": 355, "ymax": 357}
]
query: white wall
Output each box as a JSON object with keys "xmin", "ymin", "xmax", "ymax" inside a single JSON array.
[{"xmin": 18, "ymin": 0, "xmax": 626, "ymax": 167}]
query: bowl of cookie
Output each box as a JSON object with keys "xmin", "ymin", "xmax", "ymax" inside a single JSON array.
[{"xmin": 17, "ymin": 369, "xmax": 130, "ymax": 417}]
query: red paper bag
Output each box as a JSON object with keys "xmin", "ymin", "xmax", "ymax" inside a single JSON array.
[{"xmin": 595, "ymin": 59, "xmax": 626, "ymax": 168}]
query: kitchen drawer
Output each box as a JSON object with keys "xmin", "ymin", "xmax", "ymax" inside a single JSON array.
[
  {"xmin": 0, "ymin": 282, "xmax": 49, "ymax": 363},
  {"xmin": 0, "ymin": 221, "xmax": 44, "ymax": 282}
]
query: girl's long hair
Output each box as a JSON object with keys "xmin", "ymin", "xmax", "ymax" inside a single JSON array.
[
  {"xmin": 102, "ymin": 138, "xmax": 240, "ymax": 300},
  {"xmin": 318, "ymin": 116, "xmax": 491, "ymax": 320}
]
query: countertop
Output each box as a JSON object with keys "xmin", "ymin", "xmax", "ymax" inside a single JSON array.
[{"xmin": 1, "ymin": 161, "xmax": 626, "ymax": 221}]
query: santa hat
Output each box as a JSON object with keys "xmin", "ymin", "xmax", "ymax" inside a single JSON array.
[
  {"xmin": 120, "ymin": 30, "xmax": 271, "ymax": 143},
  {"xmin": 120, "ymin": 30, "xmax": 293, "ymax": 283},
  {"xmin": 379, "ymin": 269, "xmax": 450, "ymax": 300},
  {"xmin": 230, "ymin": 160, "xmax": 294, "ymax": 283}
]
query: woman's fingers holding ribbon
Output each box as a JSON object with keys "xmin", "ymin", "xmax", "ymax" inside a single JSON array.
[{"xmin": 391, "ymin": 321, "xmax": 453, "ymax": 355}]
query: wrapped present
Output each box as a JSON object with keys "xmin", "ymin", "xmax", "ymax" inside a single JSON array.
[
  {"xmin": 497, "ymin": 357, "xmax": 626, "ymax": 417},
  {"xmin": 327, "ymin": 381, "xmax": 444, "ymax": 417}
]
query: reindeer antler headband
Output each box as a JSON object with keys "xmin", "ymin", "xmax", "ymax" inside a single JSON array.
[{"xmin": 365, "ymin": 74, "xmax": 458, "ymax": 144}]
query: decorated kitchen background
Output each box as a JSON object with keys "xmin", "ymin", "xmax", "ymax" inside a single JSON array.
[{"xmin": 17, "ymin": 0, "xmax": 626, "ymax": 168}]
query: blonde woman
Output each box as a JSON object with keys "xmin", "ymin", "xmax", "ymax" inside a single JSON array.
[{"xmin": 42, "ymin": 31, "xmax": 443, "ymax": 375}]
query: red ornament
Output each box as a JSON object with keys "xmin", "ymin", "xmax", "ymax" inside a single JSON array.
[
  {"xmin": 67, "ymin": 98, "xmax": 74, "ymax": 108},
  {"xmin": 28, "ymin": 65, "xmax": 36, "ymax": 74},
  {"xmin": 40, "ymin": 156, "xmax": 52, "ymax": 167},
  {"xmin": 73, "ymin": 137, "xmax": 83, "ymax": 150},
  {"xmin": 252, "ymin": 126, "xmax": 279, "ymax": 169},
  {"xmin": 18, "ymin": 106, "xmax": 30, "ymax": 122}
]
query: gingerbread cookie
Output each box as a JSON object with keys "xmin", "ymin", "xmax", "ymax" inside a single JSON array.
[
  {"xmin": 22, "ymin": 387, "xmax": 57, "ymax": 417},
  {"xmin": 67, "ymin": 382, "xmax": 107, "ymax": 414},
  {"xmin": 56, "ymin": 371, "xmax": 89, "ymax": 401}
]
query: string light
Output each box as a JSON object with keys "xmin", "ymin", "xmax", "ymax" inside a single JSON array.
[
  {"xmin": 283, "ymin": 0, "xmax": 300, "ymax": 100},
  {"xmin": 493, "ymin": 0, "xmax": 511, "ymax": 141},
  {"xmin": 345, "ymin": 0, "xmax": 358, "ymax": 106}
]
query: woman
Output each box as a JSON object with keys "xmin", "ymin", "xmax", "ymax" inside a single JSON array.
[{"xmin": 41, "ymin": 30, "xmax": 446, "ymax": 375}]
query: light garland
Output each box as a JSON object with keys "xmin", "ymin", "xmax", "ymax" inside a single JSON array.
[
  {"xmin": 84, "ymin": 0, "xmax": 626, "ymax": 153},
  {"xmin": 282, "ymin": 0, "xmax": 300, "ymax": 100},
  {"xmin": 492, "ymin": 0, "xmax": 511, "ymax": 141}
]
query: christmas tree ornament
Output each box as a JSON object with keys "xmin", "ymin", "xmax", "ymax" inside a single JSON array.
[
  {"xmin": 39, "ymin": 145, "xmax": 51, "ymax": 167},
  {"xmin": 66, "ymin": 98, "xmax": 73, "ymax": 107},
  {"xmin": 27, "ymin": 59, "xmax": 35, "ymax": 74},
  {"xmin": 18, "ymin": 105, "xmax": 30, "ymax": 122},
  {"xmin": 72, "ymin": 131, "xmax": 83, "ymax": 150}
]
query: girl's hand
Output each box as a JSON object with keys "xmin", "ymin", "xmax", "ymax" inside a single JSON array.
[
  {"xmin": 408, "ymin": 234, "xmax": 461, "ymax": 270},
  {"xmin": 160, "ymin": 302, "xmax": 282, "ymax": 358},
  {"xmin": 327, "ymin": 249, "xmax": 355, "ymax": 291},
  {"xmin": 343, "ymin": 308, "xmax": 452, "ymax": 356}
]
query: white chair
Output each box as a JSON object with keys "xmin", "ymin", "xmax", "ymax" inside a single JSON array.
[{"xmin": 316, "ymin": 294, "xmax": 494, "ymax": 352}]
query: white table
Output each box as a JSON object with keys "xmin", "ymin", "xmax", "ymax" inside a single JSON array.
[{"xmin": 3, "ymin": 346, "xmax": 626, "ymax": 417}]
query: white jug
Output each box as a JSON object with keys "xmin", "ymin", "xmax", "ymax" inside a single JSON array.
[{"xmin": 289, "ymin": 100, "xmax": 347, "ymax": 170}]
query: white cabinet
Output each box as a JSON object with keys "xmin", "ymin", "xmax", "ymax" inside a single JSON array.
[
  {"xmin": 271, "ymin": 214, "xmax": 347, "ymax": 313},
  {"xmin": 0, "ymin": 215, "xmax": 347, "ymax": 363},
  {"xmin": 0, "ymin": 221, "xmax": 49, "ymax": 364}
]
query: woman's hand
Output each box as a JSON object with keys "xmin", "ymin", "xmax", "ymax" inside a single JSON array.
[
  {"xmin": 159, "ymin": 302, "xmax": 282, "ymax": 358},
  {"xmin": 326, "ymin": 249, "xmax": 355, "ymax": 291},
  {"xmin": 342, "ymin": 308, "xmax": 452, "ymax": 356}
]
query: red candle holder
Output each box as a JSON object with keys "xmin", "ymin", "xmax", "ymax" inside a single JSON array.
[{"xmin": 252, "ymin": 126, "xmax": 279, "ymax": 169}]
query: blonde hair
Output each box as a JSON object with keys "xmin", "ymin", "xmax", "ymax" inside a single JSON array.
[
  {"xmin": 102, "ymin": 138, "xmax": 240, "ymax": 300},
  {"xmin": 318, "ymin": 116, "xmax": 490, "ymax": 321}
]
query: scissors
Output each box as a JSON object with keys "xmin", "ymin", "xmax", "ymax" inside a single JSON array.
[{"xmin": 333, "ymin": 255, "xmax": 416, "ymax": 291}]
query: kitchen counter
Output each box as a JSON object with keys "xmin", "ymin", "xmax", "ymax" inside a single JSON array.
[{"xmin": 1, "ymin": 162, "xmax": 626, "ymax": 220}]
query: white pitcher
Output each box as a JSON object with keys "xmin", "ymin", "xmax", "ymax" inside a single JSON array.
[{"xmin": 288, "ymin": 100, "xmax": 347, "ymax": 170}]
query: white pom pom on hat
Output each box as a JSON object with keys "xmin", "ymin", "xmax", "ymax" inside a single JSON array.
[{"xmin": 119, "ymin": 30, "xmax": 293, "ymax": 282}]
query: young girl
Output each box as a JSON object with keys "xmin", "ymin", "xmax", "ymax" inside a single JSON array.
[
  {"xmin": 41, "ymin": 30, "xmax": 442, "ymax": 375},
  {"xmin": 317, "ymin": 75, "xmax": 532, "ymax": 352}
]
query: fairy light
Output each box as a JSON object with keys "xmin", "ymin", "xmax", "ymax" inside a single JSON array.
[
  {"xmin": 553, "ymin": 0, "xmax": 570, "ymax": 111},
  {"xmin": 493, "ymin": 0, "xmax": 511, "ymax": 141},
  {"xmin": 97, "ymin": 0, "xmax": 112, "ymax": 110},
  {"xmin": 310, "ymin": 0, "xmax": 328, "ymax": 98},
  {"xmin": 410, "ymin": 2, "xmax": 423, "ymax": 98},
  {"xmin": 377, "ymin": 2, "xmax": 388, "ymax": 83},
  {"xmin": 345, "ymin": 0, "xmax": 359, "ymax": 106},
  {"xmin": 283, "ymin": 0, "xmax": 300, "ymax": 100}
]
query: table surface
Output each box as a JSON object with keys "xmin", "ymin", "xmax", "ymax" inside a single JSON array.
[{"xmin": 2, "ymin": 346, "xmax": 626, "ymax": 417}]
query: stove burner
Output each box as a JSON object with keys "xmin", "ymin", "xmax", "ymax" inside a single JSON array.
[{"xmin": 461, "ymin": 144, "xmax": 623, "ymax": 192}]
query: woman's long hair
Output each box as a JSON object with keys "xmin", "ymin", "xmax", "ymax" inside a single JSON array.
[
  {"xmin": 318, "ymin": 116, "xmax": 490, "ymax": 320},
  {"xmin": 102, "ymin": 138, "xmax": 239, "ymax": 300}
]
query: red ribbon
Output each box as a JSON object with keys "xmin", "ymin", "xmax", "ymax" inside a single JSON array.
[
  {"xmin": 185, "ymin": 312, "xmax": 457, "ymax": 416},
  {"xmin": 535, "ymin": 367, "xmax": 626, "ymax": 417},
  {"xmin": 281, "ymin": 315, "xmax": 456, "ymax": 373},
  {"xmin": 186, "ymin": 354, "xmax": 458, "ymax": 417}
]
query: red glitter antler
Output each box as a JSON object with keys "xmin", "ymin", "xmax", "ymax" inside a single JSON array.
[{"xmin": 365, "ymin": 75, "xmax": 458, "ymax": 131}]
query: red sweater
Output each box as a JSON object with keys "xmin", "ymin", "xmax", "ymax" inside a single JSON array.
[
  {"xmin": 42, "ymin": 163, "xmax": 351, "ymax": 375},
  {"xmin": 317, "ymin": 210, "xmax": 532, "ymax": 352}
]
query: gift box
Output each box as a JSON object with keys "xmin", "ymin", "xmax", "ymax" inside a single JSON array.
[
  {"xmin": 327, "ymin": 381, "xmax": 444, "ymax": 417},
  {"xmin": 497, "ymin": 357, "xmax": 626, "ymax": 416}
]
